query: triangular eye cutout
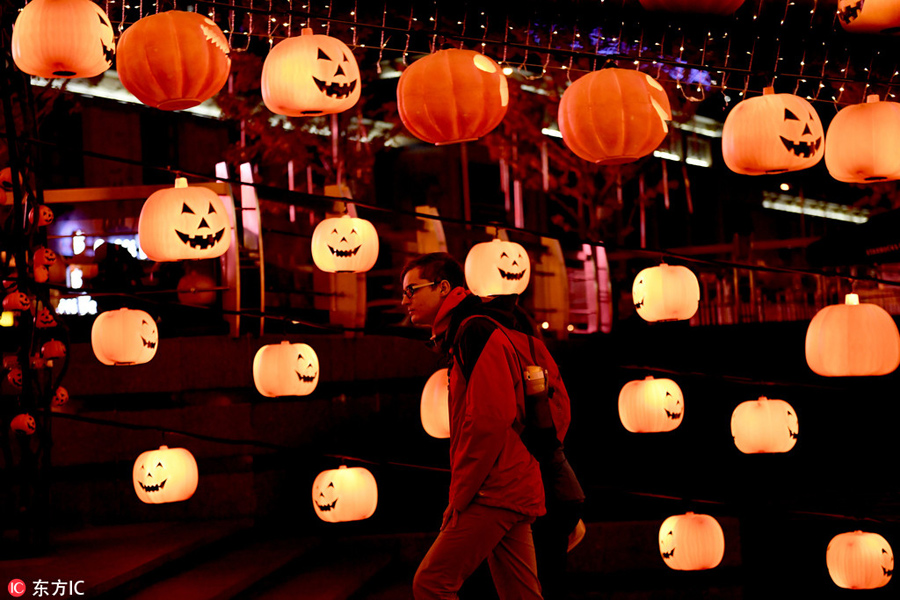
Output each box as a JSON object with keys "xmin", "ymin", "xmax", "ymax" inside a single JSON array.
[
  {"xmin": 317, "ymin": 48, "xmax": 330, "ymax": 60},
  {"xmin": 207, "ymin": 201, "xmax": 217, "ymax": 215},
  {"xmin": 784, "ymin": 109, "xmax": 800, "ymax": 121},
  {"xmin": 343, "ymin": 53, "xmax": 350, "ymax": 62},
  {"xmin": 182, "ymin": 202, "xmax": 195, "ymax": 214}
]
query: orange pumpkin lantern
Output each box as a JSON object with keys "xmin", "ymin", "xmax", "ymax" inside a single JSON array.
[
  {"xmin": 805, "ymin": 293, "xmax": 900, "ymax": 376},
  {"xmin": 41, "ymin": 339, "xmax": 66, "ymax": 359},
  {"xmin": 252, "ymin": 341, "xmax": 319, "ymax": 397},
  {"xmin": 421, "ymin": 368, "xmax": 450, "ymax": 439},
  {"xmin": 11, "ymin": 414, "xmax": 36, "ymax": 436},
  {"xmin": 3, "ymin": 291, "xmax": 31, "ymax": 311},
  {"xmin": 12, "ymin": 0, "xmax": 115, "ymax": 79},
  {"xmin": 397, "ymin": 49, "xmax": 509, "ymax": 145},
  {"xmin": 311, "ymin": 465, "xmax": 378, "ymax": 523},
  {"xmin": 29, "ymin": 205, "xmax": 54, "ymax": 227},
  {"xmin": 730, "ymin": 396, "xmax": 798, "ymax": 454},
  {"xmin": 311, "ymin": 215, "xmax": 379, "ymax": 273},
  {"xmin": 659, "ymin": 512, "xmax": 725, "ymax": 570},
  {"xmin": 827, "ymin": 531, "xmax": 894, "ymax": 589},
  {"xmin": 558, "ymin": 69, "xmax": 671, "ymax": 165},
  {"xmin": 133, "ymin": 445, "xmax": 198, "ymax": 504},
  {"xmin": 91, "ymin": 308, "xmax": 158, "ymax": 365},
  {"xmin": 825, "ymin": 95, "xmax": 900, "ymax": 183},
  {"xmin": 838, "ymin": 0, "xmax": 900, "ymax": 34},
  {"xmin": 33, "ymin": 247, "xmax": 57, "ymax": 267},
  {"xmin": 262, "ymin": 28, "xmax": 360, "ymax": 117},
  {"xmin": 138, "ymin": 178, "xmax": 232, "ymax": 262},
  {"xmin": 52, "ymin": 386, "xmax": 69, "ymax": 407},
  {"xmin": 723, "ymin": 87, "xmax": 824, "ymax": 175},
  {"xmin": 618, "ymin": 376, "xmax": 684, "ymax": 433},
  {"xmin": 116, "ymin": 11, "xmax": 230, "ymax": 111},
  {"xmin": 465, "ymin": 239, "xmax": 530, "ymax": 297},
  {"xmin": 638, "ymin": 0, "xmax": 744, "ymax": 13},
  {"xmin": 632, "ymin": 263, "xmax": 699, "ymax": 322},
  {"xmin": 7, "ymin": 368, "xmax": 23, "ymax": 389}
]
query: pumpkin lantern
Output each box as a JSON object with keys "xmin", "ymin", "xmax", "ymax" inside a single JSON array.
[
  {"xmin": 11, "ymin": 0, "xmax": 115, "ymax": 79},
  {"xmin": 34, "ymin": 307, "xmax": 57, "ymax": 329},
  {"xmin": 310, "ymin": 215, "xmax": 379, "ymax": 273},
  {"xmin": 176, "ymin": 271, "xmax": 218, "ymax": 306},
  {"xmin": 632, "ymin": 263, "xmax": 700, "ymax": 322},
  {"xmin": 41, "ymin": 339, "xmax": 66, "ymax": 359},
  {"xmin": 421, "ymin": 368, "xmax": 450, "ymax": 439},
  {"xmin": 805, "ymin": 293, "xmax": 900, "ymax": 376},
  {"xmin": 558, "ymin": 69, "xmax": 671, "ymax": 165},
  {"xmin": 618, "ymin": 376, "xmax": 684, "ymax": 433},
  {"xmin": 723, "ymin": 87, "xmax": 824, "ymax": 175},
  {"xmin": 91, "ymin": 308, "xmax": 158, "ymax": 365},
  {"xmin": 311, "ymin": 465, "xmax": 378, "ymax": 523},
  {"xmin": 838, "ymin": 0, "xmax": 900, "ymax": 34},
  {"xmin": 7, "ymin": 368, "xmax": 23, "ymax": 389},
  {"xmin": 138, "ymin": 178, "xmax": 232, "ymax": 262},
  {"xmin": 397, "ymin": 48, "xmax": 509, "ymax": 145},
  {"xmin": 730, "ymin": 396, "xmax": 798, "ymax": 454},
  {"xmin": 262, "ymin": 28, "xmax": 360, "ymax": 117},
  {"xmin": 638, "ymin": 0, "xmax": 745, "ymax": 13},
  {"xmin": 132, "ymin": 445, "xmax": 198, "ymax": 504},
  {"xmin": 659, "ymin": 512, "xmax": 725, "ymax": 570},
  {"xmin": 33, "ymin": 247, "xmax": 57, "ymax": 267},
  {"xmin": 465, "ymin": 239, "xmax": 531, "ymax": 297},
  {"xmin": 827, "ymin": 531, "xmax": 893, "ymax": 589},
  {"xmin": 52, "ymin": 386, "xmax": 69, "ymax": 407},
  {"xmin": 116, "ymin": 11, "xmax": 230, "ymax": 111},
  {"xmin": 28, "ymin": 205, "xmax": 54, "ymax": 227},
  {"xmin": 252, "ymin": 341, "xmax": 319, "ymax": 397},
  {"xmin": 10, "ymin": 414, "xmax": 36, "ymax": 436},
  {"xmin": 3, "ymin": 291, "xmax": 31, "ymax": 312},
  {"xmin": 825, "ymin": 95, "xmax": 900, "ymax": 183}
]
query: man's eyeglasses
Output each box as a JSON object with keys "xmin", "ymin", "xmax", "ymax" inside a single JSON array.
[{"xmin": 402, "ymin": 281, "xmax": 437, "ymax": 300}]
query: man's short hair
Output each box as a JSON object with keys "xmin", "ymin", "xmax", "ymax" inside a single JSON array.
[{"xmin": 401, "ymin": 252, "xmax": 466, "ymax": 289}]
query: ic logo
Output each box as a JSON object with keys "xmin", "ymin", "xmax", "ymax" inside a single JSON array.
[{"xmin": 8, "ymin": 579, "xmax": 26, "ymax": 597}]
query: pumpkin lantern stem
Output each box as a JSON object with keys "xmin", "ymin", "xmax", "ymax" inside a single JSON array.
[{"xmin": 845, "ymin": 293, "xmax": 859, "ymax": 305}]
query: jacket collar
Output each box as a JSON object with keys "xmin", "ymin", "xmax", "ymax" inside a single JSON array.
[{"xmin": 430, "ymin": 287, "xmax": 471, "ymax": 347}]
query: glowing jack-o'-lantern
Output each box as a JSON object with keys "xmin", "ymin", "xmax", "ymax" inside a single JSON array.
[
  {"xmin": 632, "ymin": 263, "xmax": 699, "ymax": 322},
  {"xmin": 825, "ymin": 95, "xmax": 900, "ymax": 183},
  {"xmin": 91, "ymin": 308, "xmax": 158, "ymax": 365},
  {"xmin": 638, "ymin": 0, "xmax": 744, "ymax": 13},
  {"xmin": 311, "ymin": 465, "xmax": 378, "ymax": 523},
  {"xmin": 838, "ymin": 0, "xmax": 900, "ymax": 34},
  {"xmin": 28, "ymin": 205, "xmax": 54, "ymax": 227},
  {"xmin": 12, "ymin": 0, "xmax": 115, "ymax": 79},
  {"xmin": 731, "ymin": 396, "xmax": 798, "ymax": 454},
  {"xmin": 252, "ymin": 341, "xmax": 319, "ymax": 397},
  {"xmin": 805, "ymin": 293, "xmax": 900, "ymax": 376},
  {"xmin": 34, "ymin": 307, "xmax": 57, "ymax": 329},
  {"xmin": 176, "ymin": 272, "xmax": 218, "ymax": 306},
  {"xmin": 311, "ymin": 215, "xmax": 379, "ymax": 273},
  {"xmin": 465, "ymin": 239, "xmax": 531, "ymax": 297},
  {"xmin": 7, "ymin": 368, "xmax": 23, "ymax": 388},
  {"xmin": 659, "ymin": 512, "xmax": 725, "ymax": 570},
  {"xmin": 827, "ymin": 531, "xmax": 894, "ymax": 589},
  {"xmin": 723, "ymin": 87, "xmax": 824, "ymax": 175},
  {"xmin": 558, "ymin": 69, "xmax": 671, "ymax": 165},
  {"xmin": 117, "ymin": 11, "xmax": 230, "ymax": 111},
  {"xmin": 52, "ymin": 386, "xmax": 69, "ymax": 407},
  {"xmin": 132, "ymin": 445, "xmax": 198, "ymax": 504},
  {"xmin": 33, "ymin": 247, "xmax": 57, "ymax": 267},
  {"xmin": 3, "ymin": 291, "xmax": 31, "ymax": 311},
  {"xmin": 262, "ymin": 28, "xmax": 360, "ymax": 117},
  {"xmin": 11, "ymin": 414, "xmax": 36, "ymax": 435},
  {"xmin": 138, "ymin": 178, "xmax": 232, "ymax": 262},
  {"xmin": 397, "ymin": 49, "xmax": 509, "ymax": 145},
  {"xmin": 421, "ymin": 368, "xmax": 450, "ymax": 439},
  {"xmin": 618, "ymin": 376, "xmax": 684, "ymax": 433}
]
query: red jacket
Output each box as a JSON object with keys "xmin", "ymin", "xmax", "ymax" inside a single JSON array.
[{"xmin": 432, "ymin": 288, "xmax": 546, "ymax": 517}]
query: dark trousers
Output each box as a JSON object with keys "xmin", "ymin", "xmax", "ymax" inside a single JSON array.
[{"xmin": 531, "ymin": 502, "xmax": 583, "ymax": 600}]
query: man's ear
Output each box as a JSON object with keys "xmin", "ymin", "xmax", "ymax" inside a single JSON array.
[{"xmin": 438, "ymin": 280, "xmax": 453, "ymax": 296}]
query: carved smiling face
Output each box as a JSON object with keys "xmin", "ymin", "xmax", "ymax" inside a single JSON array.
[
  {"xmin": 35, "ymin": 307, "xmax": 57, "ymax": 329},
  {"xmin": 253, "ymin": 341, "xmax": 319, "ymax": 397},
  {"xmin": 311, "ymin": 215, "xmax": 379, "ymax": 273},
  {"xmin": 839, "ymin": 0, "xmax": 865, "ymax": 25},
  {"xmin": 11, "ymin": 414, "xmax": 36, "ymax": 435},
  {"xmin": 618, "ymin": 376, "xmax": 684, "ymax": 433},
  {"xmin": 731, "ymin": 397, "xmax": 798, "ymax": 454},
  {"xmin": 132, "ymin": 446, "xmax": 198, "ymax": 504},
  {"xmin": 7, "ymin": 368, "xmax": 23, "ymax": 388},
  {"xmin": 659, "ymin": 513, "xmax": 725, "ymax": 571},
  {"xmin": 52, "ymin": 386, "xmax": 69, "ymax": 407},
  {"xmin": 465, "ymin": 239, "xmax": 531, "ymax": 296},
  {"xmin": 33, "ymin": 247, "xmax": 57, "ymax": 267},
  {"xmin": 91, "ymin": 308, "xmax": 158, "ymax": 365},
  {"xmin": 311, "ymin": 466, "xmax": 378, "ymax": 523},
  {"xmin": 723, "ymin": 89, "xmax": 824, "ymax": 175},
  {"xmin": 838, "ymin": 0, "xmax": 900, "ymax": 33},
  {"xmin": 138, "ymin": 178, "xmax": 232, "ymax": 262},
  {"xmin": 262, "ymin": 28, "xmax": 361, "ymax": 117},
  {"xmin": 2, "ymin": 291, "xmax": 31, "ymax": 311},
  {"xmin": 632, "ymin": 264, "xmax": 700, "ymax": 322}
]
